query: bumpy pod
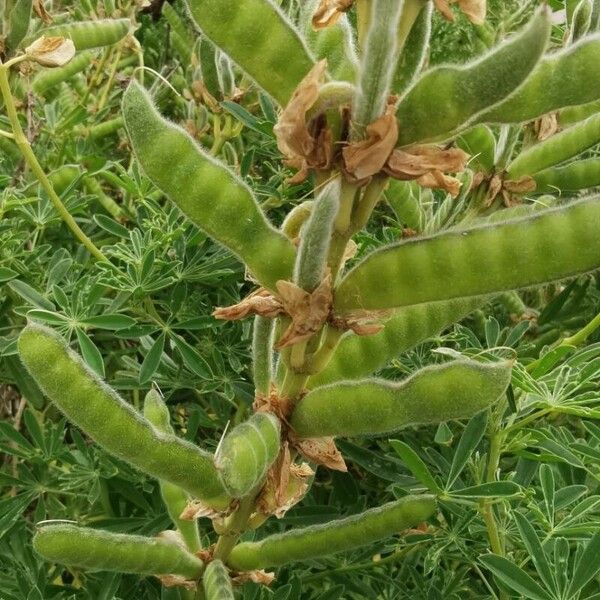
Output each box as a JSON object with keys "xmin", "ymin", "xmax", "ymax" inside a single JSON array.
[
  {"xmin": 386, "ymin": 180, "xmax": 425, "ymax": 230},
  {"xmin": 185, "ymin": 0, "xmax": 314, "ymax": 106},
  {"xmin": 18, "ymin": 324, "xmax": 228, "ymax": 509},
  {"xmin": 479, "ymin": 35, "xmax": 600, "ymax": 125},
  {"xmin": 507, "ymin": 113, "xmax": 600, "ymax": 179},
  {"xmin": 559, "ymin": 99, "xmax": 600, "ymax": 126},
  {"xmin": 33, "ymin": 524, "xmax": 203, "ymax": 579},
  {"xmin": 122, "ymin": 81, "xmax": 295, "ymax": 291},
  {"xmin": 308, "ymin": 297, "xmax": 484, "ymax": 388},
  {"xmin": 533, "ymin": 159, "xmax": 600, "ymax": 193},
  {"xmin": 32, "ymin": 51, "xmax": 95, "ymax": 95},
  {"xmin": 228, "ymin": 495, "xmax": 435, "ymax": 570},
  {"xmin": 457, "ymin": 125, "xmax": 496, "ymax": 173},
  {"xmin": 395, "ymin": 8, "xmax": 550, "ymax": 145},
  {"xmin": 25, "ymin": 19, "xmax": 130, "ymax": 50},
  {"xmin": 143, "ymin": 390, "xmax": 201, "ymax": 552},
  {"xmin": 203, "ymin": 560, "xmax": 234, "ymax": 600},
  {"xmin": 214, "ymin": 413, "xmax": 281, "ymax": 498},
  {"xmin": 293, "ymin": 359, "xmax": 513, "ymax": 438},
  {"xmin": 294, "ymin": 178, "xmax": 340, "ymax": 292},
  {"xmin": 334, "ymin": 198, "xmax": 600, "ymax": 313}
]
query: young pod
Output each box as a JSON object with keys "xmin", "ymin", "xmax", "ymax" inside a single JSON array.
[
  {"xmin": 32, "ymin": 51, "xmax": 95, "ymax": 95},
  {"xmin": 396, "ymin": 7, "xmax": 550, "ymax": 145},
  {"xmin": 386, "ymin": 180, "xmax": 425, "ymax": 230},
  {"xmin": 506, "ymin": 113, "xmax": 600, "ymax": 179},
  {"xmin": 308, "ymin": 296, "xmax": 484, "ymax": 388},
  {"xmin": 252, "ymin": 316, "xmax": 274, "ymax": 397},
  {"xmin": 203, "ymin": 560, "xmax": 234, "ymax": 600},
  {"xmin": 185, "ymin": 0, "xmax": 315, "ymax": 106},
  {"xmin": 227, "ymin": 495, "xmax": 436, "ymax": 570},
  {"xmin": 533, "ymin": 158, "xmax": 600, "ymax": 193},
  {"xmin": 334, "ymin": 198, "xmax": 600, "ymax": 313},
  {"xmin": 18, "ymin": 324, "xmax": 229, "ymax": 509},
  {"xmin": 122, "ymin": 81, "xmax": 295, "ymax": 291},
  {"xmin": 559, "ymin": 98, "xmax": 600, "ymax": 126},
  {"xmin": 25, "ymin": 19, "xmax": 131, "ymax": 50},
  {"xmin": 4, "ymin": 0, "xmax": 33, "ymax": 53},
  {"xmin": 214, "ymin": 413, "xmax": 281, "ymax": 498},
  {"xmin": 33, "ymin": 524, "xmax": 203, "ymax": 579},
  {"xmin": 293, "ymin": 359, "xmax": 513, "ymax": 438},
  {"xmin": 456, "ymin": 125, "xmax": 497, "ymax": 174},
  {"xmin": 480, "ymin": 35, "xmax": 600, "ymax": 125}
]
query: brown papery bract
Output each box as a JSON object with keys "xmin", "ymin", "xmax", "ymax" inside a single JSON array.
[
  {"xmin": 434, "ymin": 0, "xmax": 487, "ymax": 25},
  {"xmin": 312, "ymin": 0, "xmax": 355, "ymax": 29}
]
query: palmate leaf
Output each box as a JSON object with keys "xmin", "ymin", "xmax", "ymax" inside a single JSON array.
[{"xmin": 480, "ymin": 555, "xmax": 552, "ymax": 600}]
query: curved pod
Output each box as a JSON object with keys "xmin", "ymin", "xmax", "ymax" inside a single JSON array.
[
  {"xmin": 34, "ymin": 524, "xmax": 204, "ymax": 578},
  {"xmin": 25, "ymin": 19, "xmax": 130, "ymax": 50},
  {"xmin": 334, "ymin": 198, "xmax": 600, "ymax": 313},
  {"xmin": 228, "ymin": 495, "xmax": 436, "ymax": 570},
  {"xmin": 533, "ymin": 159, "xmax": 600, "ymax": 193},
  {"xmin": 18, "ymin": 324, "xmax": 228, "ymax": 509},
  {"xmin": 203, "ymin": 560, "xmax": 234, "ymax": 600},
  {"xmin": 292, "ymin": 359, "xmax": 512, "ymax": 438}
]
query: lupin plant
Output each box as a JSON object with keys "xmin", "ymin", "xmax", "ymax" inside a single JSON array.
[{"xmin": 6, "ymin": 0, "xmax": 600, "ymax": 597}]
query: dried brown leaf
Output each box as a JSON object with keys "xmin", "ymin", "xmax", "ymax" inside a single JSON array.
[
  {"xmin": 33, "ymin": 0, "xmax": 52, "ymax": 23},
  {"xmin": 312, "ymin": 0, "xmax": 354, "ymax": 29}
]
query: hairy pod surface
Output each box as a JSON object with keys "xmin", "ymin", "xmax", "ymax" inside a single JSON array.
[
  {"xmin": 308, "ymin": 297, "xmax": 484, "ymax": 388},
  {"xmin": 33, "ymin": 524, "xmax": 204, "ymax": 578},
  {"xmin": 203, "ymin": 560, "xmax": 234, "ymax": 600},
  {"xmin": 334, "ymin": 198, "xmax": 600, "ymax": 312},
  {"xmin": 559, "ymin": 99, "xmax": 600, "ymax": 126},
  {"xmin": 456, "ymin": 125, "xmax": 496, "ymax": 173},
  {"xmin": 507, "ymin": 113, "xmax": 600, "ymax": 179},
  {"xmin": 252, "ymin": 316, "xmax": 274, "ymax": 397},
  {"xmin": 122, "ymin": 81, "xmax": 295, "ymax": 290},
  {"xmin": 533, "ymin": 159, "xmax": 600, "ymax": 193},
  {"xmin": 294, "ymin": 178, "xmax": 340, "ymax": 291},
  {"xmin": 5, "ymin": 0, "xmax": 32, "ymax": 53},
  {"xmin": 214, "ymin": 412, "xmax": 281, "ymax": 498},
  {"xmin": 228, "ymin": 495, "xmax": 436, "ymax": 570},
  {"xmin": 293, "ymin": 359, "xmax": 512, "ymax": 438},
  {"xmin": 18, "ymin": 324, "xmax": 228, "ymax": 509},
  {"xmin": 185, "ymin": 0, "xmax": 314, "ymax": 106},
  {"xmin": 395, "ymin": 8, "xmax": 550, "ymax": 145},
  {"xmin": 386, "ymin": 180, "xmax": 425, "ymax": 230},
  {"xmin": 25, "ymin": 19, "xmax": 130, "ymax": 50},
  {"xmin": 32, "ymin": 51, "xmax": 95, "ymax": 95},
  {"xmin": 479, "ymin": 35, "xmax": 600, "ymax": 124}
]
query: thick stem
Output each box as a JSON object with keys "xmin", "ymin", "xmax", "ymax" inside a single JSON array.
[
  {"xmin": 0, "ymin": 65, "xmax": 106, "ymax": 261},
  {"xmin": 212, "ymin": 494, "xmax": 257, "ymax": 561}
]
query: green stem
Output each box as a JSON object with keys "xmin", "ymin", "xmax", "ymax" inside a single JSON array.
[
  {"xmin": 212, "ymin": 494, "xmax": 257, "ymax": 561},
  {"xmin": 0, "ymin": 65, "xmax": 107, "ymax": 261}
]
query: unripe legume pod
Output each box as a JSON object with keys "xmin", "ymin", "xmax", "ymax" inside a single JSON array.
[
  {"xmin": 568, "ymin": 0, "xmax": 593, "ymax": 43},
  {"xmin": 334, "ymin": 198, "xmax": 600, "ymax": 313},
  {"xmin": 252, "ymin": 316, "xmax": 274, "ymax": 397},
  {"xmin": 395, "ymin": 8, "xmax": 551, "ymax": 145},
  {"xmin": 533, "ymin": 159, "xmax": 600, "ymax": 193},
  {"xmin": 18, "ymin": 324, "xmax": 228, "ymax": 509},
  {"xmin": 33, "ymin": 524, "xmax": 203, "ymax": 578},
  {"xmin": 479, "ymin": 35, "xmax": 600, "ymax": 125},
  {"xmin": 386, "ymin": 180, "xmax": 425, "ymax": 230},
  {"xmin": 308, "ymin": 296, "xmax": 484, "ymax": 388},
  {"xmin": 24, "ymin": 19, "xmax": 131, "ymax": 50},
  {"xmin": 559, "ymin": 99, "xmax": 600, "ymax": 126},
  {"xmin": 32, "ymin": 51, "xmax": 95, "ymax": 95},
  {"xmin": 5, "ymin": 0, "xmax": 32, "ymax": 53},
  {"xmin": 214, "ymin": 413, "xmax": 281, "ymax": 498},
  {"xmin": 228, "ymin": 495, "xmax": 435, "ymax": 570},
  {"xmin": 507, "ymin": 113, "xmax": 600, "ymax": 179},
  {"xmin": 88, "ymin": 116, "xmax": 125, "ymax": 140},
  {"xmin": 185, "ymin": 0, "xmax": 315, "ymax": 106},
  {"xmin": 293, "ymin": 359, "xmax": 512, "ymax": 438},
  {"xmin": 294, "ymin": 178, "xmax": 340, "ymax": 292},
  {"xmin": 144, "ymin": 390, "xmax": 201, "ymax": 552},
  {"xmin": 122, "ymin": 80, "xmax": 295, "ymax": 291},
  {"xmin": 203, "ymin": 559, "xmax": 234, "ymax": 600},
  {"xmin": 457, "ymin": 125, "xmax": 496, "ymax": 174}
]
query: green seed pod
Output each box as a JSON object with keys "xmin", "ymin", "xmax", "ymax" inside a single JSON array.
[
  {"xmin": 352, "ymin": 0, "xmax": 404, "ymax": 135},
  {"xmin": 301, "ymin": 0, "xmax": 358, "ymax": 82},
  {"xmin": 294, "ymin": 178, "xmax": 340, "ymax": 292},
  {"xmin": 252, "ymin": 316, "xmax": 273, "ymax": 397},
  {"xmin": 456, "ymin": 125, "xmax": 496, "ymax": 174},
  {"xmin": 33, "ymin": 524, "xmax": 203, "ymax": 579},
  {"xmin": 122, "ymin": 80, "xmax": 296, "ymax": 291},
  {"xmin": 87, "ymin": 116, "xmax": 125, "ymax": 140},
  {"xmin": 386, "ymin": 180, "xmax": 425, "ymax": 230},
  {"xmin": 48, "ymin": 165, "xmax": 81, "ymax": 196},
  {"xmin": 499, "ymin": 291, "xmax": 527, "ymax": 316},
  {"xmin": 533, "ymin": 158, "xmax": 600, "ymax": 193},
  {"xmin": 308, "ymin": 296, "xmax": 484, "ymax": 388},
  {"xmin": 214, "ymin": 413, "xmax": 281, "ymax": 498},
  {"xmin": 507, "ymin": 113, "xmax": 600, "ymax": 179},
  {"xmin": 479, "ymin": 35, "xmax": 600, "ymax": 125},
  {"xmin": 162, "ymin": 1, "xmax": 193, "ymax": 64},
  {"xmin": 558, "ymin": 99, "xmax": 600, "ymax": 126},
  {"xmin": 32, "ymin": 51, "xmax": 95, "ymax": 96},
  {"xmin": 144, "ymin": 390, "xmax": 201, "ymax": 553},
  {"xmin": 568, "ymin": 0, "xmax": 593, "ymax": 43},
  {"xmin": 395, "ymin": 7, "xmax": 551, "ymax": 145},
  {"xmin": 185, "ymin": 0, "xmax": 315, "ymax": 106},
  {"xmin": 392, "ymin": 1, "xmax": 432, "ymax": 94},
  {"xmin": 5, "ymin": 0, "xmax": 32, "ymax": 53},
  {"xmin": 281, "ymin": 201, "xmax": 314, "ymax": 240},
  {"xmin": 292, "ymin": 359, "xmax": 512, "ymax": 438},
  {"xmin": 475, "ymin": 197, "xmax": 559, "ymax": 224},
  {"xmin": 18, "ymin": 324, "xmax": 229, "ymax": 509},
  {"xmin": 203, "ymin": 560, "xmax": 234, "ymax": 600},
  {"xmin": 227, "ymin": 495, "xmax": 435, "ymax": 570},
  {"xmin": 199, "ymin": 37, "xmax": 221, "ymax": 99},
  {"xmin": 25, "ymin": 19, "xmax": 131, "ymax": 50},
  {"xmin": 334, "ymin": 198, "xmax": 600, "ymax": 313}
]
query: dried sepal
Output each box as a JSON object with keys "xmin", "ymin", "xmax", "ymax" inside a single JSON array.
[
  {"xmin": 213, "ymin": 289, "xmax": 283, "ymax": 320},
  {"xmin": 477, "ymin": 173, "xmax": 537, "ymax": 207},
  {"xmin": 291, "ymin": 435, "xmax": 347, "ymax": 471},
  {"xmin": 232, "ymin": 569, "xmax": 276, "ymax": 585},
  {"xmin": 156, "ymin": 575, "xmax": 197, "ymax": 589},
  {"xmin": 25, "ymin": 36, "xmax": 76, "ymax": 67},
  {"xmin": 179, "ymin": 499, "xmax": 232, "ymax": 521},
  {"xmin": 434, "ymin": 0, "xmax": 486, "ymax": 25},
  {"xmin": 312, "ymin": 0, "xmax": 354, "ymax": 29},
  {"xmin": 533, "ymin": 113, "xmax": 559, "ymax": 141},
  {"xmin": 33, "ymin": 0, "xmax": 53, "ymax": 23}
]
